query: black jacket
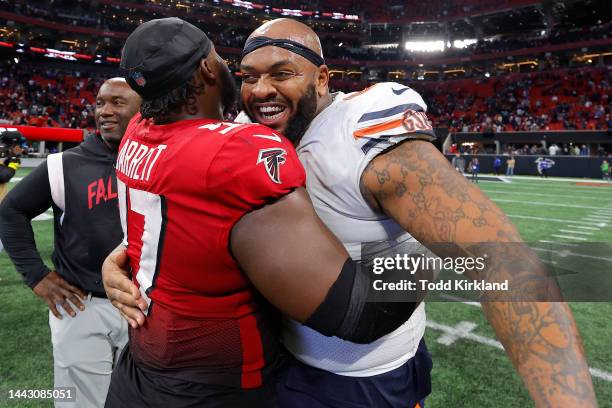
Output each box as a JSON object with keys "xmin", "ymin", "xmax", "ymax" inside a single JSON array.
[{"xmin": 0, "ymin": 135, "xmax": 123, "ymax": 293}]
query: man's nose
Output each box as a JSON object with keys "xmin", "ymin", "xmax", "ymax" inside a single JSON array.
[
  {"xmin": 98, "ymin": 102, "xmax": 114, "ymax": 117},
  {"xmin": 251, "ymin": 76, "xmax": 277, "ymax": 100}
]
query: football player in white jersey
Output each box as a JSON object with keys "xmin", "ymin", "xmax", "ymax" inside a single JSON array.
[{"xmin": 105, "ymin": 18, "xmax": 596, "ymax": 408}]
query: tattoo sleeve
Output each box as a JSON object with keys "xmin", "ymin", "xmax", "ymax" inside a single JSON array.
[{"xmin": 359, "ymin": 140, "xmax": 597, "ymax": 407}]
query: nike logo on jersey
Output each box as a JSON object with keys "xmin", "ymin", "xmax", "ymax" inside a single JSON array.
[
  {"xmin": 391, "ymin": 87, "xmax": 411, "ymax": 95},
  {"xmin": 253, "ymin": 133, "xmax": 282, "ymax": 143},
  {"xmin": 257, "ymin": 148, "xmax": 286, "ymax": 184}
]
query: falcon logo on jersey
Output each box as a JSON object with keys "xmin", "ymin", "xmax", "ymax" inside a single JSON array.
[{"xmin": 257, "ymin": 148, "xmax": 286, "ymax": 184}]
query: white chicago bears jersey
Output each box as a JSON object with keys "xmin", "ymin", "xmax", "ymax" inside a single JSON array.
[{"xmin": 283, "ymin": 82, "xmax": 436, "ymax": 377}]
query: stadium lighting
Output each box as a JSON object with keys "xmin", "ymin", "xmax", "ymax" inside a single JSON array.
[
  {"xmin": 405, "ymin": 39, "xmax": 477, "ymax": 52},
  {"xmin": 452, "ymin": 39, "xmax": 477, "ymax": 49},
  {"xmin": 405, "ymin": 40, "xmax": 445, "ymax": 52}
]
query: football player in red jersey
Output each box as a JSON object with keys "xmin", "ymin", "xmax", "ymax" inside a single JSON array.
[{"xmin": 104, "ymin": 18, "xmax": 422, "ymax": 407}]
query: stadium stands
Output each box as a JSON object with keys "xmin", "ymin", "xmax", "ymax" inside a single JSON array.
[
  {"xmin": 0, "ymin": 0, "xmax": 610, "ymax": 136},
  {"xmin": 0, "ymin": 64, "xmax": 102, "ymax": 131},
  {"xmin": 1, "ymin": 62, "xmax": 608, "ymax": 134},
  {"xmin": 418, "ymin": 67, "xmax": 611, "ymax": 132}
]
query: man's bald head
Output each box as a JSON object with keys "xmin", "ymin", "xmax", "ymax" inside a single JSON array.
[
  {"xmin": 95, "ymin": 77, "xmax": 141, "ymax": 150},
  {"xmin": 102, "ymin": 77, "xmax": 130, "ymax": 87},
  {"xmin": 248, "ymin": 18, "xmax": 323, "ymax": 59},
  {"xmin": 240, "ymin": 18, "xmax": 332, "ymax": 145}
]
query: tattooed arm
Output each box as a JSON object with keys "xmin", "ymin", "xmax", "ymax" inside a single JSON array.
[{"xmin": 360, "ymin": 140, "xmax": 597, "ymax": 407}]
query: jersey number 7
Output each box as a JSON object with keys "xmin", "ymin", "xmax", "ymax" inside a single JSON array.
[{"xmin": 117, "ymin": 179, "xmax": 167, "ymax": 314}]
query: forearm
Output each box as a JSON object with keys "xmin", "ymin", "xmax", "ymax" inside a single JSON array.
[
  {"xmin": 361, "ymin": 140, "xmax": 596, "ymax": 406},
  {"xmin": 468, "ymin": 242, "xmax": 596, "ymax": 407},
  {"xmin": 483, "ymin": 300, "xmax": 595, "ymax": 407}
]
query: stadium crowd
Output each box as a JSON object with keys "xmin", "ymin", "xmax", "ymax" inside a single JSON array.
[
  {"xmin": 1, "ymin": 62, "xmax": 609, "ymax": 135},
  {"xmin": 0, "ymin": 65, "xmax": 102, "ymax": 131},
  {"xmin": 420, "ymin": 67, "xmax": 611, "ymax": 132}
]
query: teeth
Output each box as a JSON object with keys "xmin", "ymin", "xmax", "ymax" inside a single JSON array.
[
  {"xmin": 261, "ymin": 112, "xmax": 283, "ymax": 120},
  {"xmin": 259, "ymin": 106, "xmax": 284, "ymax": 114}
]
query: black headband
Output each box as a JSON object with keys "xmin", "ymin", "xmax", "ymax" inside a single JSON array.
[{"xmin": 242, "ymin": 36, "xmax": 325, "ymax": 67}]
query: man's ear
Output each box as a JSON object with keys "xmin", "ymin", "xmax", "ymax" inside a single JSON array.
[
  {"xmin": 316, "ymin": 65, "xmax": 330, "ymax": 97},
  {"xmin": 198, "ymin": 57, "xmax": 216, "ymax": 86}
]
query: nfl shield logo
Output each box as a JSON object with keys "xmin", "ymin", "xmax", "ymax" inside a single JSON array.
[{"xmin": 132, "ymin": 71, "xmax": 146, "ymax": 87}]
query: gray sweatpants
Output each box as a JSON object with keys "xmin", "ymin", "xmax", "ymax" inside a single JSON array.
[{"xmin": 49, "ymin": 295, "xmax": 128, "ymax": 408}]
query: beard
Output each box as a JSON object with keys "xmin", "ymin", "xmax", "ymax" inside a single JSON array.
[
  {"xmin": 283, "ymin": 84, "xmax": 317, "ymax": 145},
  {"xmin": 244, "ymin": 84, "xmax": 318, "ymax": 145}
]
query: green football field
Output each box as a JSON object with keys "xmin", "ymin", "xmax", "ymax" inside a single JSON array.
[{"xmin": 1, "ymin": 168, "xmax": 611, "ymax": 407}]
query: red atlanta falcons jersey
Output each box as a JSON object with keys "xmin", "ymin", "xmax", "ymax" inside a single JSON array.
[{"xmin": 115, "ymin": 114, "xmax": 305, "ymax": 388}]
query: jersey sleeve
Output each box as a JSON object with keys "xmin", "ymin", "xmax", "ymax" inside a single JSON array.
[
  {"xmin": 0, "ymin": 161, "xmax": 53, "ymax": 288},
  {"xmin": 352, "ymin": 83, "xmax": 436, "ymax": 155},
  {"xmin": 206, "ymin": 124, "xmax": 306, "ymax": 211}
]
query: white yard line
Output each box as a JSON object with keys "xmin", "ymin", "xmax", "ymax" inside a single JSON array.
[
  {"xmin": 538, "ymin": 240, "xmax": 579, "ymax": 247},
  {"xmin": 427, "ymin": 321, "xmax": 504, "ymax": 350},
  {"xmin": 426, "ymin": 320, "xmax": 612, "ymax": 383},
  {"xmin": 506, "ymin": 214, "xmax": 604, "ymax": 226},
  {"xmin": 480, "ymin": 181, "xmax": 612, "ymax": 193},
  {"xmin": 590, "ymin": 368, "xmax": 612, "ymax": 383},
  {"xmin": 438, "ymin": 294, "xmax": 481, "ymax": 307},
  {"xmin": 558, "ymin": 229, "xmax": 594, "ymax": 235},
  {"xmin": 480, "ymin": 175, "xmax": 610, "ymax": 183},
  {"xmin": 493, "ymin": 199, "xmax": 604, "ymax": 210},
  {"xmin": 584, "ymin": 216, "xmax": 610, "ymax": 221},
  {"xmin": 566, "ymin": 225, "xmax": 601, "ymax": 231},
  {"xmin": 532, "ymin": 247, "xmax": 612, "ymax": 262},
  {"xmin": 482, "ymin": 189, "xmax": 608, "ymax": 201},
  {"xmin": 550, "ymin": 234, "xmax": 588, "ymax": 241}
]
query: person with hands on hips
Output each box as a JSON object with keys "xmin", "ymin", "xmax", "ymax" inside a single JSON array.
[{"xmin": 0, "ymin": 78, "xmax": 140, "ymax": 408}]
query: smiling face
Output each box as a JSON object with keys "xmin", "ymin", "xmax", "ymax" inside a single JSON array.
[
  {"xmin": 239, "ymin": 18, "xmax": 330, "ymax": 144},
  {"xmin": 95, "ymin": 79, "xmax": 141, "ymax": 149},
  {"xmin": 240, "ymin": 46, "xmax": 321, "ymax": 143}
]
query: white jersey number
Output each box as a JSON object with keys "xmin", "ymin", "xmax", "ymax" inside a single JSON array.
[{"xmin": 117, "ymin": 179, "xmax": 164, "ymax": 314}]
